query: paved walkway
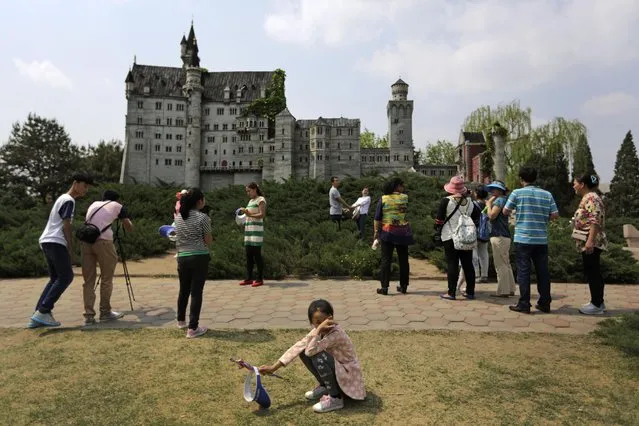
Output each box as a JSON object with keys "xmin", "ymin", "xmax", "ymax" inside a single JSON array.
[{"xmin": 2, "ymin": 266, "xmax": 637, "ymax": 334}]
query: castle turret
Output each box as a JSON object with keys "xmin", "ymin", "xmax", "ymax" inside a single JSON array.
[
  {"xmin": 181, "ymin": 23, "xmax": 200, "ymax": 68},
  {"xmin": 125, "ymin": 69, "xmax": 134, "ymax": 99},
  {"xmin": 273, "ymin": 107, "xmax": 295, "ymax": 181},
  {"xmin": 183, "ymin": 65, "xmax": 203, "ymax": 187},
  {"xmin": 309, "ymin": 117, "xmax": 331, "ymax": 180},
  {"xmin": 387, "ymin": 78, "xmax": 414, "ymax": 168}
]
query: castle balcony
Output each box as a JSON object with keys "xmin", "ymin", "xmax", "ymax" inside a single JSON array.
[{"xmin": 200, "ymin": 165, "xmax": 263, "ymax": 173}]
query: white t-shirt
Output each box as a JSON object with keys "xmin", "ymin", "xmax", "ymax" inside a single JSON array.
[
  {"xmin": 352, "ymin": 196, "xmax": 371, "ymax": 215},
  {"xmin": 329, "ymin": 187, "xmax": 342, "ymax": 215},
  {"xmin": 39, "ymin": 194, "xmax": 75, "ymax": 247},
  {"xmin": 441, "ymin": 196, "xmax": 474, "ymax": 242}
]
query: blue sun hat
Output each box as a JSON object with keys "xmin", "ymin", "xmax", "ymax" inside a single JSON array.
[
  {"xmin": 158, "ymin": 225, "xmax": 177, "ymax": 241},
  {"xmin": 485, "ymin": 180, "xmax": 508, "ymax": 193},
  {"xmin": 235, "ymin": 208, "xmax": 247, "ymax": 226},
  {"xmin": 243, "ymin": 366, "xmax": 271, "ymax": 409}
]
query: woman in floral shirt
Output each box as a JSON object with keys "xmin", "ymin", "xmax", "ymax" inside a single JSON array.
[{"xmin": 572, "ymin": 173, "xmax": 608, "ymax": 315}]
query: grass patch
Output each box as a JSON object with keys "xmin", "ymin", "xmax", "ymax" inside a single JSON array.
[
  {"xmin": 594, "ymin": 312, "xmax": 639, "ymax": 364},
  {"xmin": 1, "ymin": 329, "xmax": 638, "ymax": 425}
]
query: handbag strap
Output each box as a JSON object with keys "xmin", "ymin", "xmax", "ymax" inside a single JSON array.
[
  {"xmin": 443, "ymin": 197, "xmax": 462, "ymax": 225},
  {"xmin": 86, "ymin": 201, "xmax": 113, "ymax": 227}
]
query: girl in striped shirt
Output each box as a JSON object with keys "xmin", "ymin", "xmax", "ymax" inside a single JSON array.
[{"xmin": 239, "ymin": 182, "xmax": 267, "ymax": 287}]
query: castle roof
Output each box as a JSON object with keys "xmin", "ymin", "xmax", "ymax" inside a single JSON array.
[
  {"xmin": 125, "ymin": 70, "xmax": 134, "ymax": 83},
  {"xmin": 180, "ymin": 35, "xmax": 187, "ymax": 45},
  {"xmin": 392, "ymin": 78, "xmax": 408, "ymax": 86},
  {"xmin": 461, "ymin": 131, "xmax": 486, "ymax": 144},
  {"xmin": 125, "ymin": 64, "xmax": 274, "ymax": 101},
  {"xmin": 276, "ymin": 107, "xmax": 294, "ymax": 118}
]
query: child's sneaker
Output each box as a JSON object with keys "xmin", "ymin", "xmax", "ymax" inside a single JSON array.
[
  {"xmin": 177, "ymin": 321, "xmax": 188, "ymax": 329},
  {"xmin": 31, "ymin": 311, "xmax": 61, "ymax": 327},
  {"xmin": 305, "ymin": 385, "xmax": 329, "ymax": 400},
  {"xmin": 186, "ymin": 326, "xmax": 208, "ymax": 338},
  {"xmin": 84, "ymin": 317, "xmax": 97, "ymax": 326},
  {"xmin": 313, "ymin": 395, "xmax": 344, "ymax": 413},
  {"xmin": 251, "ymin": 280, "xmax": 264, "ymax": 287}
]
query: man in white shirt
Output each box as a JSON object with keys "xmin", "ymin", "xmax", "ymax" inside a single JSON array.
[
  {"xmin": 329, "ymin": 177, "xmax": 351, "ymax": 230},
  {"xmin": 29, "ymin": 172, "xmax": 93, "ymax": 328},
  {"xmin": 351, "ymin": 187, "xmax": 371, "ymax": 240}
]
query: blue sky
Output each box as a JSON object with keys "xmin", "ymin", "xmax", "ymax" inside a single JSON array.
[{"xmin": 1, "ymin": 0, "xmax": 637, "ymax": 181}]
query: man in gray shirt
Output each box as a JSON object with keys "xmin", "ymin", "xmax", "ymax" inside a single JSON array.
[{"xmin": 329, "ymin": 177, "xmax": 351, "ymax": 230}]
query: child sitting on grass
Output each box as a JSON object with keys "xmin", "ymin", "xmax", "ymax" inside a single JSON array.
[{"xmin": 258, "ymin": 299, "xmax": 366, "ymax": 413}]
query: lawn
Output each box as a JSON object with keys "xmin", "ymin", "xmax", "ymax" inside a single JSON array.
[{"xmin": 1, "ymin": 328, "xmax": 638, "ymax": 425}]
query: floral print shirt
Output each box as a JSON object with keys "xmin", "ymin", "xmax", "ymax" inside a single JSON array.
[{"xmin": 573, "ymin": 192, "xmax": 608, "ymax": 251}]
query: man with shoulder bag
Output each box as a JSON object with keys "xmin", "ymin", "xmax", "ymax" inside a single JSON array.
[{"xmin": 80, "ymin": 190, "xmax": 134, "ymax": 325}]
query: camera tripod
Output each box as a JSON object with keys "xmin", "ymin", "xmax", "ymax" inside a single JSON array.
[{"xmin": 94, "ymin": 221, "xmax": 136, "ymax": 310}]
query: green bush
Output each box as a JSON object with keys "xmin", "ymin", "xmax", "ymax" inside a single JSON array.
[{"xmin": 1, "ymin": 173, "xmax": 638, "ymax": 283}]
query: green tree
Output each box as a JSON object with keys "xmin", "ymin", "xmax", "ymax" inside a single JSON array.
[
  {"xmin": 526, "ymin": 150, "xmax": 573, "ymax": 216},
  {"xmin": 83, "ymin": 139, "xmax": 123, "ymax": 183},
  {"xmin": 0, "ymin": 114, "xmax": 82, "ymax": 202},
  {"xmin": 245, "ymin": 69, "xmax": 286, "ymax": 139},
  {"xmin": 423, "ymin": 140, "xmax": 456, "ymax": 164},
  {"xmin": 608, "ymin": 131, "xmax": 639, "ymax": 217},
  {"xmin": 359, "ymin": 128, "xmax": 388, "ymax": 148},
  {"xmin": 571, "ymin": 134, "xmax": 596, "ymax": 179}
]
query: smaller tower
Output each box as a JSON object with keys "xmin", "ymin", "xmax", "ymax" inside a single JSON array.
[
  {"xmin": 181, "ymin": 23, "xmax": 200, "ymax": 68},
  {"xmin": 387, "ymin": 78, "xmax": 414, "ymax": 168},
  {"xmin": 183, "ymin": 65, "xmax": 203, "ymax": 188},
  {"xmin": 274, "ymin": 108, "xmax": 295, "ymax": 181}
]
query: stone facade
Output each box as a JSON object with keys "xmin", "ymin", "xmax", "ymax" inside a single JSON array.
[
  {"xmin": 457, "ymin": 131, "xmax": 488, "ymax": 183},
  {"xmin": 120, "ymin": 24, "xmax": 414, "ymax": 191}
]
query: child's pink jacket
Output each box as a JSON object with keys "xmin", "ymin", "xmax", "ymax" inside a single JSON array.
[{"xmin": 278, "ymin": 325, "xmax": 366, "ymax": 400}]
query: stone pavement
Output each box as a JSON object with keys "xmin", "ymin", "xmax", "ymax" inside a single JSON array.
[{"xmin": 2, "ymin": 273, "xmax": 638, "ymax": 334}]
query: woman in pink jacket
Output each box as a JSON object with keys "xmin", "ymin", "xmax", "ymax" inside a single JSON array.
[{"xmin": 259, "ymin": 299, "xmax": 366, "ymax": 413}]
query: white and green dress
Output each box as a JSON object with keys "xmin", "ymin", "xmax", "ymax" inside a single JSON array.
[{"xmin": 244, "ymin": 196, "xmax": 266, "ymax": 247}]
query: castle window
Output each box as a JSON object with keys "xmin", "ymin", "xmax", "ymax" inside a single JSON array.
[
  {"xmin": 399, "ymin": 129, "xmax": 404, "ymax": 135},
  {"xmin": 317, "ymin": 127, "xmax": 323, "ymax": 135},
  {"xmin": 154, "ymin": 144, "xmax": 160, "ymax": 152},
  {"xmin": 137, "ymin": 101, "xmax": 144, "ymax": 109},
  {"xmin": 223, "ymin": 124, "xmax": 228, "ymax": 130},
  {"xmin": 311, "ymin": 128, "xmax": 315, "ymax": 136},
  {"xmin": 156, "ymin": 118, "xmax": 161, "ymax": 125},
  {"xmin": 176, "ymin": 145, "xmax": 182, "ymax": 152},
  {"xmin": 135, "ymin": 131, "xmax": 144, "ymax": 138},
  {"xmin": 259, "ymin": 147, "xmax": 264, "ymax": 153},
  {"xmin": 175, "ymin": 159, "xmax": 183, "ymax": 166},
  {"xmin": 349, "ymin": 156, "xmax": 352, "ymax": 161},
  {"xmin": 137, "ymin": 117, "xmax": 143, "ymax": 124},
  {"xmin": 269, "ymin": 145, "xmax": 275, "ymax": 152},
  {"xmin": 223, "ymin": 136, "xmax": 228, "ymax": 143},
  {"xmin": 166, "ymin": 118, "xmax": 173, "ymax": 126},
  {"xmin": 233, "ymin": 161, "xmax": 236, "ymax": 166},
  {"xmin": 155, "ymin": 102, "xmax": 162, "ymax": 110},
  {"xmin": 281, "ymin": 128, "xmax": 285, "ymax": 135},
  {"xmin": 232, "ymin": 136, "xmax": 237, "ymax": 143},
  {"xmin": 348, "ymin": 128, "xmax": 354, "ymax": 136},
  {"xmin": 299, "ymin": 157, "xmax": 303, "ymax": 163},
  {"xmin": 204, "ymin": 124, "xmax": 210, "ymax": 130},
  {"xmin": 337, "ymin": 155, "xmax": 341, "ymax": 161},
  {"xmin": 233, "ymin": 150, "xmax": 235, "ymax": 155},
  {"xmin": 440, "ymin": 170, "xmax": 445, "ymax": 176},
  {"xmin": 305, "ymin": 144, "xmax": 308, "ymax": 150},
  {"xmin": 204, "ymin": 108, "xmax": 210, "ymax": 116},
  {"xmin": 370, "ymin": 156, "xmax": 374, "ymax": 162},
  {"xmin": 205, "ymin": 149, "xmax": 208, "ymax": 155},
  {"xmin": 223, "ymin": 149, "xmax": 226, "ymax": 155},
  {"xmin": 239, "ymin": 161, "xmax": 242, "ymax": 166},
  {"xmin": 249, "ymin": 146, "xmax": 254, "ymax": 153},
  {"xmin": 260, "ymin": 121, "xmax": 264, "ymax": 127},
  {"xmin": 337, "ymin": 143, "xmax": 340, "ymax": 149},
  {"xmin": 167, "ymin": 103, "xmax": 173, "ymax": 111},
  {"xmin": 232, "ymin": 123, "xmax": 236, "ymax": 130},
  {"xmin": 217, "ymin": 108, "xmax": 224, "ymax": 115},
  {"xmin": 386, "ymin": 155, "xmax": 390, "ymax": 162},
  {"xmin": 165, "ymin": 134, "xmax": 172, "ymax": 140},
  {"xmin": 399, "ymin": 140, "xmax": 404, "ymax": 145},
  {"xmin": 282, "ymin": 142, "xmax": 285, "ymax": 148},
  {"xmin": 214, "ymin": 124, "xmax": 219, "ymax": 130},
  {"xmin": 317, "ymin": 141, "xmax": 322, "ymax": 148},
  {"xmin": 259, "ymin": 134, "xmax": 265, "ymax": 141},
  {"xmin": 214, "ymin": 149, "xmax": 217, "ymax": 155},
  {"xmin": 155, "ymin": 159, "xmax": 159, "ymax": 165},
  {"xmin": 176, "ymin": 104, "xmax": 185, "ymax": 111},
  {"xmin": 165, "ymin": 146, "xmax": 172, "ymax": 152},
  {"xmin": 155, "ymin": 133, "xmax": 161, "ymax": 139},
  {"xmin": 336, "ymin": 128, "xmax": 342, "ymax": 136},
  {"xmin": 349, "ymin": 143, "xmax": 352, "ymax": 149},
  {"xmin": 176, "ymin": 134, "xmax": 183, "ymax": 141},
  {"xmin": 240, "ymin": 122, "xmax": 244, "ymax": 128},
  {"xmin": 377, "ymin": 156, "xmax": 381, "ymax": 162},
  {"xmin": 404, "ymin": 155, "xmax": 409, "ymax": 161},
  {"xmin": 165, "ymin": 159, "xmax": 172, "ymax": 165},
  {"xmin": 230, "ymin": 108, "xmax": 237, "ymax": 115},
  {"xmin": 176, "ymin": 119, "xmax": 184, "ymax": 126},
  {"xmin": 326, "ymin": 142, "xmax": 330, "ymax": 148},
  {"xmin": 214, "ymin": 161, "xmax": 217, "ymax": 167},
  {"xmin": 362, "ymin": 156, "xmax": 365, "ymax": 162},
  {"xmin": 299, "ymin": 144, "xmax": 302, "ymax": 150},
  {"xmin": 188, "ymin": 117, "xmax": 193, "ymax": 124},
  {"xmin": 249, "ymin": 161, "xmax": 252, "ymax": 166},
  {"xmin": 305, "ymin": 131, "xmax": 308, "ymax": 137},
  {"xmin": 207, "ymin": 136, "xmax": 215, "ymax": 143},
  {"xmin": 282, "ymin": 156, "xmax": 285, "ymax": 161},
  {"xmin": 134, "ymin": 143, "xmax": 143, "ymax": 151}
]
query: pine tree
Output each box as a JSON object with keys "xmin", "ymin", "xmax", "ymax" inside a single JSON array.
[
  {"xmin": 608, "ymin": 131, "xmax": 639, "ymax": 217},
  {"xmin": 572, "ymin": 134, "xmax": 596, "ymax": 179},
  {"xmin": 0, "ymin": 114, "xmax": 83, "ymax": 202},
  {"xmin": 526, "ymin": 150, "xmax": 573, "ymax": 215}
]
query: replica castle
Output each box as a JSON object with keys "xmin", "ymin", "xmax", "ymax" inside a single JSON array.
[{"xmin": 120, "ymin": 24, "xmax": 414, "ymax": 190}]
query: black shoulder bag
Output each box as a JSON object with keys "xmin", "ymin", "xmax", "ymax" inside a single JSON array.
[
  {"xmin": 76, "ymin": 201, "xmax": 114, "ymax": 244},
  {"xmin": 432, "ymin": 198, "xmax": 462, "ymax": 246}
]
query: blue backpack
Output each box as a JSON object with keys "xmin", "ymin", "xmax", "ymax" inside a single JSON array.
[{"xmin": 476, "ymin": 201, "xmax": 491, "ymax": 242}]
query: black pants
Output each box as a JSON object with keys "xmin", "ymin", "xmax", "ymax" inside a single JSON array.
[
  {"xmin": 583, "ymin": 248, "xmax": 604, "ymax": 307},
  {"xmin": 330, "ymin": 214, "xmax": 342, "ymax": 230},
  {"xmin": 37, "ymin": 243, "xmax": 74, "ymax": 313},
  {"xmin": 245, "ymin": 245, "xmax": 264, "ymax": 281},
  {"xmin": 299, "ymin": 351, "xmax": 342, "ymax": 398},
  {"xmin": 355, "ymin": 214, "xmax": 368, "ymax": 240},
  {"xmin": 380, "ymin": 241, "xmax": 409, "ymax": 289},
  {"xmin": 514, "ymin": 243, "xmax": 551, "ymax": 308},
  {"xmin": 443, "ymin": 240, "xmax": 475, "ymax": 296},
  {"xmin": 177, "ymin": 254, "xmax": 210, "ymax": 330}
]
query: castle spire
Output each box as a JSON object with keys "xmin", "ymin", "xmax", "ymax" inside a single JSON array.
[{"xmin": 187, "ymin": 22, "xmax": 196, "ymax": 45}]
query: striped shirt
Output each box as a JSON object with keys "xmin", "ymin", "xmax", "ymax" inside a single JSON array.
[
  {"xmin": 244, "ymin": 196, "xmax": 266, "ymax": 247},
  {"xmin": 504, "ymin": 186, "xmax": 558, "ymax": 245},
  {"xmin": 174, "ymin": 210, "xmax": 211, "ymax": 257}
]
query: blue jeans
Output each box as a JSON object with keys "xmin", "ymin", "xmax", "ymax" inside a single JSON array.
[
  {"xmin": 356, "ymin": 214, "xmax": 368, "ymax": 240},
  {"xmin": 514, "ymin": 243, "xmax": 551, "ymax": 308},
  {"xmin": 36, "ymin": 243, "xmax": 74, "ymax": 314}
]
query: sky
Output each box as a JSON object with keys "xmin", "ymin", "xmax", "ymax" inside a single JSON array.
[{"xmin": 1, "ymin": 0, "xmax": 637, "ymax": 182}]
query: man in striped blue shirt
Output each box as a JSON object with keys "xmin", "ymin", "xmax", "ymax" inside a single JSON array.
[{"xmin": 503, "ymin": 167, "xmax": 559, "ymax": 313}]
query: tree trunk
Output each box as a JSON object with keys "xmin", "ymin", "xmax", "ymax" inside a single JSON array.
[{"xmin": 493, "ymin": 134, "xmax": 506, "ymax": 182}]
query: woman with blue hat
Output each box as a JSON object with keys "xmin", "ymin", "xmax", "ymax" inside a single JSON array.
[{"xmin": 485, "ymin": 180, "xmax": 517, "ymax": 297}]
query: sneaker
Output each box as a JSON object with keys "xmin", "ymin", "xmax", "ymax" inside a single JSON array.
[
  {"xmin": 509, "ymin": 305, "xmax": 531, "ymax": 314},
  {"xmin": 478, "ymin": 277, "xmax": 488, "ymax": 283},
  {"xmin": 251, "ymin": 280, "xmax": 264, "ymax": 287},
  {"xmin": 26, "ymin": 318, "xmax": 45, "ymax": 329},
  {"xmin": 239, "ymin": 280, "xmax": 252, "ymax": 286},
  {"xmin": 313, "ymin": 395, "xmax": 344, "ymax": 413},
  {"xmin": 396, "ymin": 285, "xmax": 407, "ymax": 294},
  {"xmin": 305, "ymin": 385, "xmax": 329, "ymax": 400},
  {"xmin": 31, "ymin": 311, "xmax": 61, "ymax": 327},
  {"xmin": 579, "ymin": 302, "xmax": 604, "ymax": 315},
  {"xmin": 440, "ymin": 294, "xmax": 456, "ymax": 300},
  {"xmin": 177, "ymin": 321, "xmax": 188, "ymax": 329},
  {"xmin": 99, "ymin": 312, "xmax": 124, "ymax": 322},
  {"xmin": 84, "ymin": 317, "xmax": 97, "ymax": 326},
  {"xmin": 462, "ymin": 292, "xmax": 475, "ymax": 300},
  {"xmin": 601, "ymin": 302, "xmax": 607, "ymax": 312},
  {"xmin": 535, "ymin": 304, "xmax": 551, "ymax": 313},
  {"xmin": 186, "ymin": 326, "xmax": 208, "ymax": 338}
]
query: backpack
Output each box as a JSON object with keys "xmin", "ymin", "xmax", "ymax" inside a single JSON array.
[
  {"xmin": 452, "ymin": 200, "xmax": 477, "ymax": 250},
  {"xmin": 477, "ymin": 202, "xmax": 492, "ymax": 242},
  {"xmin": 75, "ymin": 201, "xmax": 114, "ymax": 244}
]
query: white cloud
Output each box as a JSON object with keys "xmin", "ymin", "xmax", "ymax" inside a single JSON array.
[
  {"xmin": 264, "ymin": 0, "xmax": 414, "ymax": 45},
  {"xmin": 354, "ymin": 0, "xmax": 639, "ymax": 95},
  {"xmin": 581, "ymin": 92, "xmax": 639, "ymax": 117},
  {"xmin": 13, "ymin": 58, "xmax": 73, "ymax": 89}
]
